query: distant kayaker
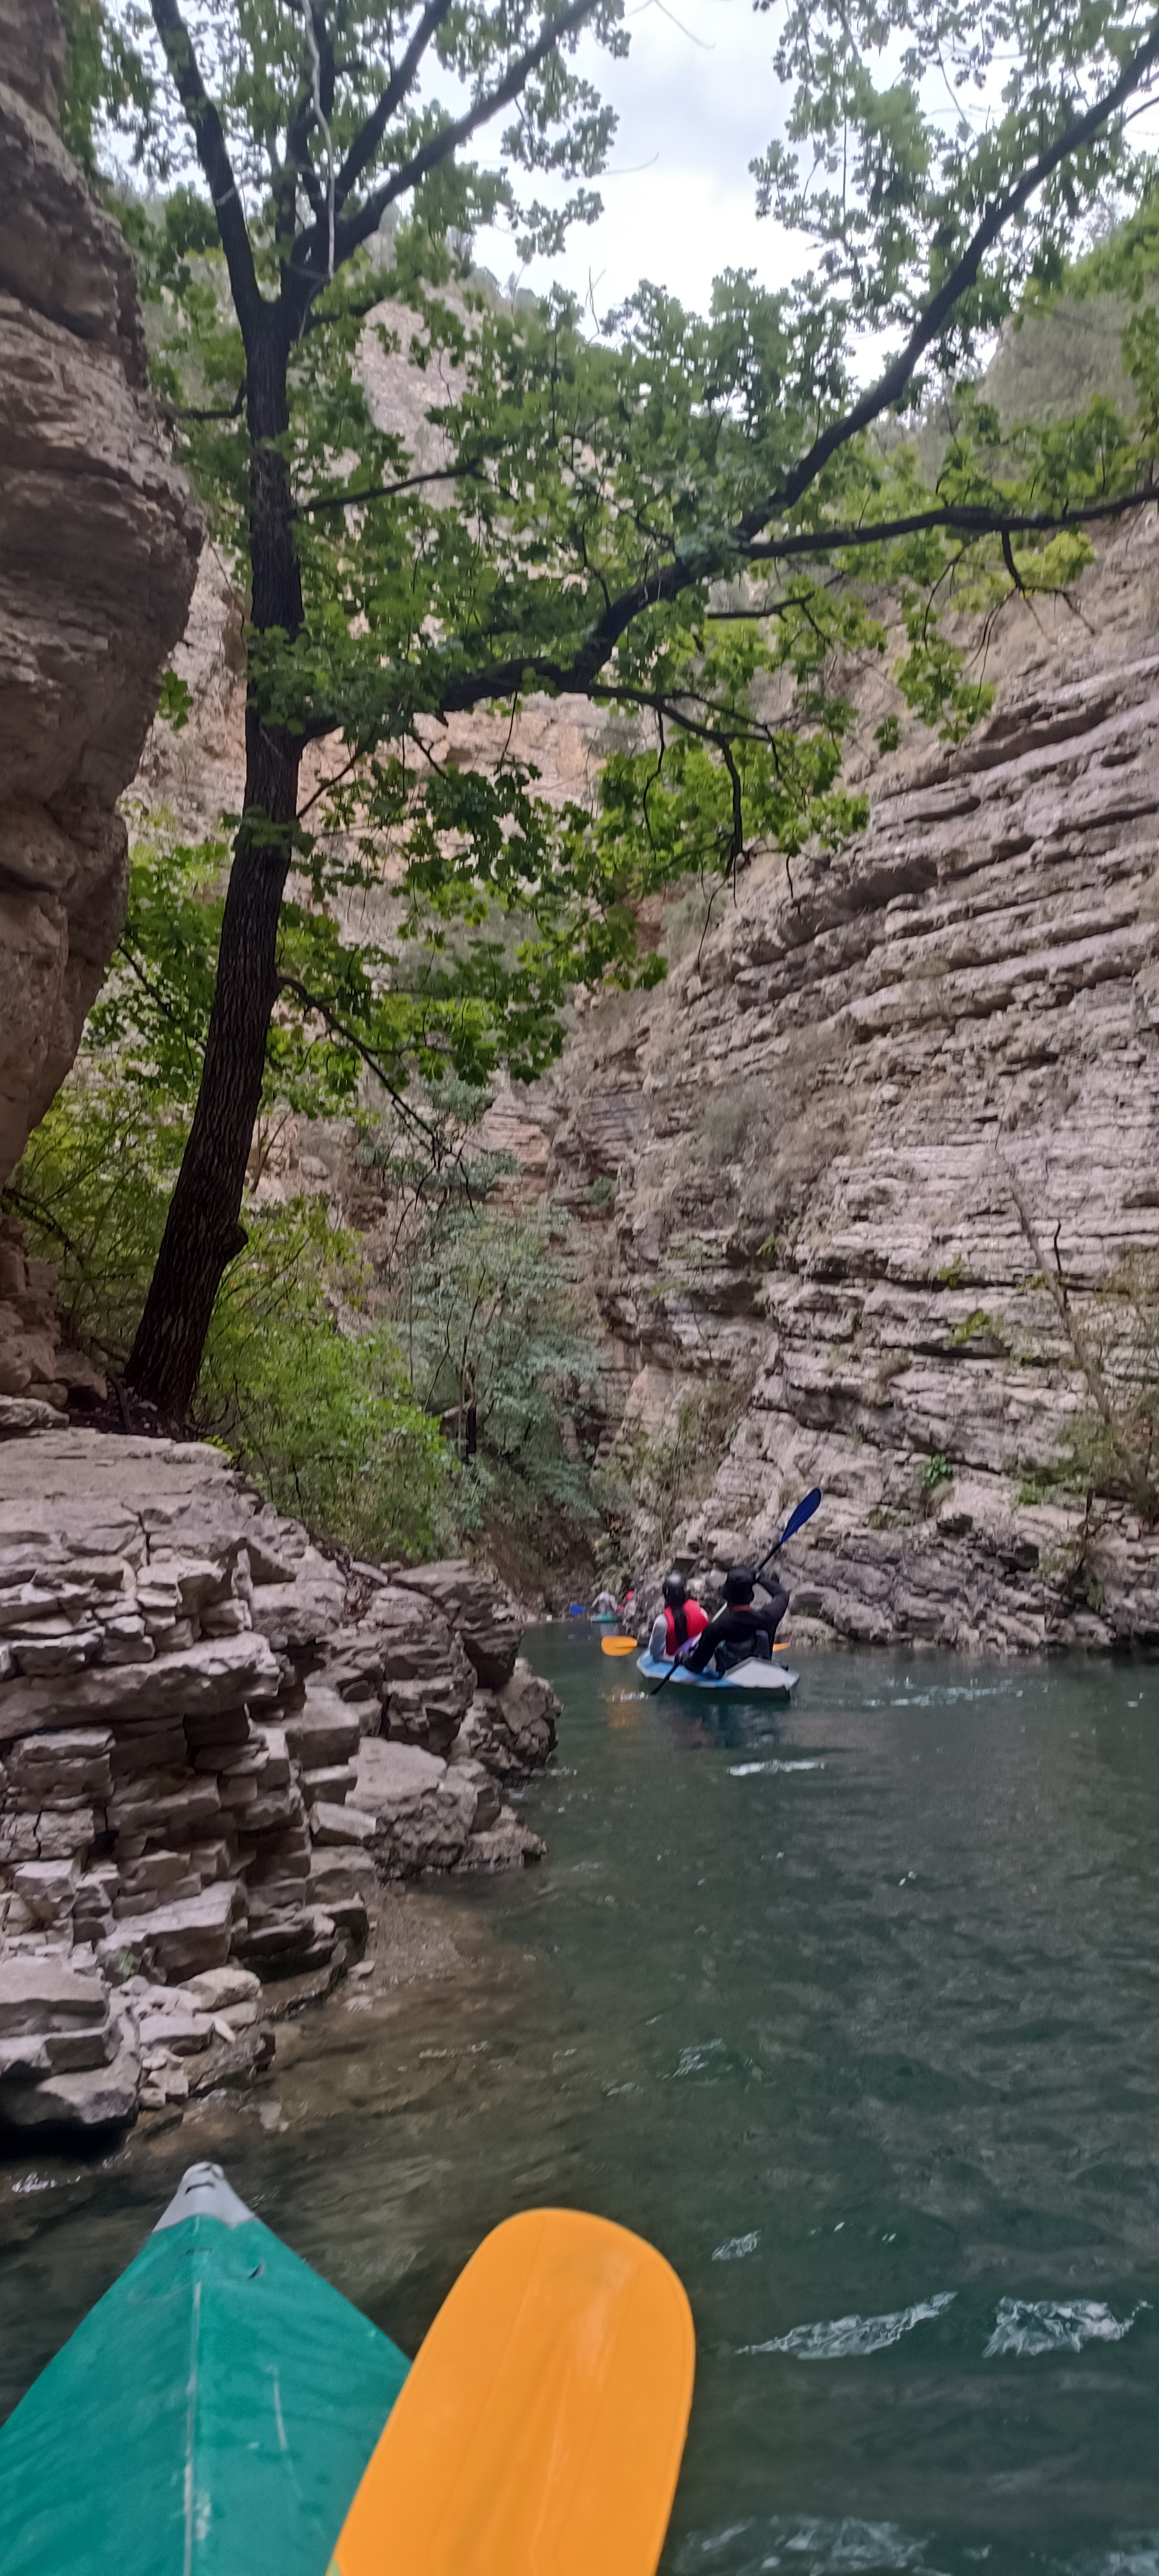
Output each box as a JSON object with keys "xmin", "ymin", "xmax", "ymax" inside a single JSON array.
[
  {"xmin": 682, "ymin": 1565, "xmax": 789, "ymax": 1674},
  {"xmin": 592, "ymin": 1587, "xmax": 617, "ymax": 1618},
  {"xmin": 647, "ymin": 1572, "xmax": 709, "ymax": 1663}
]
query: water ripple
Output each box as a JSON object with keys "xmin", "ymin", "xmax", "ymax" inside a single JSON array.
[
  {"xmin": 728, "ymin": 1761, "xmax": 826, "ymax": 1777},
  {"xmin": 743, "ymin": 2293, "xmax": 956, "ymax": 2360},
  {"xmin": 984, "ymin": 2298, "xmax": 1146, "ymax": 2357},
  {"xmin": 671, "ymin": 2512, "xmax": 948, "ymax": 2576}
]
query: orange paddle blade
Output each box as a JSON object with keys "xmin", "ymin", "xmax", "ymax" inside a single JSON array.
[
  {"xmin": 326, "ymin": 2207, "xmax": 695, "ymax": 2576},
  {"xmin": 600, "ymin": 1634, "xmax": 639, "ymax": 1656}
]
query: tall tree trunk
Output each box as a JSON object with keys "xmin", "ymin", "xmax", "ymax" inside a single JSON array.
[{"xmin": 126, "ymin": 312, "xmax": 304, "ymax": 1421}]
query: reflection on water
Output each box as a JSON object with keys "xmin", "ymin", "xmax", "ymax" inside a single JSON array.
[{"xmin": 3, "ymin": 1638, "xmax": 1159, "ymax": 2575}]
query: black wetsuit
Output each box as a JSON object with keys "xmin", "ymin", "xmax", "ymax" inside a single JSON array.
[{"xmin": 685, "ymin": 1583, "xmax": 789, "ymax": 1673}]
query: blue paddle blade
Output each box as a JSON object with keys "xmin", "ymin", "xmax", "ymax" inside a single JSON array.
[{"xmin": 778, "ymin": 1485, "xmax": 822, "ymax": 1547}]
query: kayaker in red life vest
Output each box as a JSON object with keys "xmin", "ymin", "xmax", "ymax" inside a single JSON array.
[
  {"xmin": 647, "ymin": 1573, "xmax": 709, "ymax": 1662},
  {"xmin": 681, "ymin": 1564, "xmax": 789, "ymax": 1673}
]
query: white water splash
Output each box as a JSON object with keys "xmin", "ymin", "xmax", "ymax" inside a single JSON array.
[
  {"xmin": 672, "ymin": 2512, "xmax": 947, "ymax": 2575},
  {"xmin": 1064, "ymin": 2535, "xmax": 1159, "ymax": 2576},
  {"xmin": 744, "ymin": 2292, "xmax": 956, "ymax": 2360},
  {"xmin": 728, "ymin": 1760, "xmax": 825, "ymax": 1776},
  {"xmin": 984, "ymin": 2297, "xmax": 1145, "ymax": 2357},
  {"xmin": 713, "ymin": 2231, "xmax": 760, "ymax": 2261},
  {"xmin": 675, "ymin": 2041, "xmax": 726, "ymax": 2076}
]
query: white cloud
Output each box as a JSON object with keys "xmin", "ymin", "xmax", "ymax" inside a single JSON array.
[{"xmin": 466, "ymin": 0, "xmax": 799, "ymax": 318}]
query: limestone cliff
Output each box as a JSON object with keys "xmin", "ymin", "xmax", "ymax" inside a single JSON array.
[
  {"xmin": 516, "ymin": 516, "xmax": 1159, "ymax": 1651},
  {"xmin": 0, "ymin": 0, "xmax": 200, "ymax": 1394}
]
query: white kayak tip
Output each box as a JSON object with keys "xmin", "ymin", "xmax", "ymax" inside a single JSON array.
[{"xmin": 154, "ymin": 2161, "xmax": 256, "ymax": 2232}]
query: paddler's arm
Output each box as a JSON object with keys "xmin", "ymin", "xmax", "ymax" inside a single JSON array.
[{"xmin": 754, "ymin": 1577, "xmax": 790, "ymax": 1640}]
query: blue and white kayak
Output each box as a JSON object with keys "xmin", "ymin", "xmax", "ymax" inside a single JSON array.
[{"xmin": 637, "ymin": 1651, "xmax": 798, "ymax": 1697}]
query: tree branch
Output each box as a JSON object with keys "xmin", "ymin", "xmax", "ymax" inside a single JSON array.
[
  {"xmin": 276, "ymin": 972, "xmax": 440, "ymax": 1144},
  {"xmin": 294, "ymin": 461, "xmax": 481, "ymax": 514},
  {"xmin": 749, "ymin": 14, "xmax": 1159, "ymax": 529},
  {"xmin": 332, "ymin": 0, "xmax": 458, "ymax": 214},
  {"xmin": 296, "ymin": 483, "xmax": 1158, "ymax": 745},
  {"xmin": 293, "ymin": 0, "xmax": 602, "ymax": 281},
  {"xmin": 149, "ymin": 0, "xmax": 264, "ymax": 341},
  {"xmin": 160, "ymin": 381, "xmax": 246, "ymax": 425},
  {"xmin": 747, "ymin": 485, "xmax": 1159, "ymax": 560}
]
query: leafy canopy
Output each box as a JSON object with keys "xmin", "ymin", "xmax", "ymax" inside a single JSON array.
[{"xmin": 71, "ymin": 0, "xmax": 1159, "ymax": 1102}]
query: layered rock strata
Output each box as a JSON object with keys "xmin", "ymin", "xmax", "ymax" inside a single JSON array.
[
  {"xmin": 0, "ymin": 0, "xmax": 200, "ymax": 1397},
  {"xmin": 0, "ymin": 1419, "xmax": 558, "ymax": 2130},
  {"xmin": 523, "ymin": 544, "xmax": 1159, "ymax": 1649}
]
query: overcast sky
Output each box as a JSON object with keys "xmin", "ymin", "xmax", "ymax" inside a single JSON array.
[{"xmin": 468, "ymin": 0, "xmax": 798, "ymax": 319}]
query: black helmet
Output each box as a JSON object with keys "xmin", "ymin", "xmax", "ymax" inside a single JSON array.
[
  {"xmin": 724, "ymin": 1566, "xmax": 755, "ymax": 1605},
  {"xmin": 662, "ymin": 1571, "xmax": 686, "ymax": 1606}
]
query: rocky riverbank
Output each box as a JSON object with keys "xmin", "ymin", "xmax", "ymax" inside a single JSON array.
[{"xmin": 0, "ymin": 1413, "xmax": 558, "ymax": 2136}]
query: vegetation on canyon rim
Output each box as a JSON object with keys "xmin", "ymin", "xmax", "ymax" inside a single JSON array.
[{"xmin": 17, "ymin": 0, "xmax": 1159, "ymax": 1562}]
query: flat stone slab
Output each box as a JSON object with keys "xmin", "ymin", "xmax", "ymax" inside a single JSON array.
[
  {"xmin": 0, "ymin": 1630, "xmax": 280, "ymax": 1742},
  {"xmin": 0, "ymin": 1955, "xmax": 108, "ymax": 2034},
  {"xmin": 99, "ymin": 1882, "xmax": 240, "ymax": 1979}
]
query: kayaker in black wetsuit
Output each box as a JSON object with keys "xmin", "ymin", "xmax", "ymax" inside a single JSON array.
[{"xmin": 682, "ymin": 1565, "xmax": 789, "ymax": 1673}]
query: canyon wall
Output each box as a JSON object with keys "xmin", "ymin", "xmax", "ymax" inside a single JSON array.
[
  {"xmin": 0, "ymin": 0, "xmax": 200, "ymax": 1396},
  {"xmin": 70, "ymin": 228, "xmax": 1159, "ymax": 1649},
  {"xmin": 518, "ymin": 518, "xmax": 1159, "ymax": 1650}
]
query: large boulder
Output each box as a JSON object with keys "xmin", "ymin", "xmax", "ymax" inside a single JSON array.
[
  {"xmin": 384, "ymin": 1654, "xmax": 475, "ymax": 1759},
  {"xmin": 455, "ymin": 1810, "xmax": 546, "ymax": 1871},
  {"xmin": 0, "ymin": 2025, "xmax": 141, "ymax": 2128},
  {"xmin": 351, "ymin": 1738, "xmax": 478, "ymax": 1875},
  {"xmin": 457, "ymin": 1660, "xmax": 560, "ymax": 1781},
  {"xmin": 395, "ymin": 1560, "xmax": 522, "ymax": 1686}
]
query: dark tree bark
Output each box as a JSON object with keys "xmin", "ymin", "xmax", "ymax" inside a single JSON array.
[
  {"xmin": 126, "ymin": 0, "xmax": 606, "ymax": 1423},
  {"xmin": 126, "ymin": 308, "xmax": 304, "ymax": 1418}
]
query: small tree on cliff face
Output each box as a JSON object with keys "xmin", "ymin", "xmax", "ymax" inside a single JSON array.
[{"xmin": 82, "ymin": 0, "xmax": 1159, "ymax": 1420}]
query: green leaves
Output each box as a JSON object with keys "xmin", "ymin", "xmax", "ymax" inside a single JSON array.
[{"xmin": 156, "ymin": 668, "xmax": 194, "ymax": 729}]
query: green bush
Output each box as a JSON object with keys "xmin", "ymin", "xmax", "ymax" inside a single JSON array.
[
  {"xmin": 9, "ymin": 1074, "xmax": 448, "ymax": 1561},
  {"xmin": 6, "ymin": 815, "xmax": 605, "ymax": 1576}
]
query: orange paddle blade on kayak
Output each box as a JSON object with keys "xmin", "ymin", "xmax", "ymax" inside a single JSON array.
[
  {"xmin": 600, "ymin": 1634, "xmax": 639, "ymax": 1656},
  {"xmin": 326, "ymin": 2207, "xmax": 695, "ymax": 2576}
]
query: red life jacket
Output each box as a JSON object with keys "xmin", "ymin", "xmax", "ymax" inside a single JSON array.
[{"xmin": 664, "ymin": 1600, "xmax": 707, "ymax": 1653}]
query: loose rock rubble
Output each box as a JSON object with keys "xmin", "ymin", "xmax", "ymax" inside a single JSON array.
[{"xmin": 0, "ymin": 1421, "xmax": 559, "ymax": 2134}]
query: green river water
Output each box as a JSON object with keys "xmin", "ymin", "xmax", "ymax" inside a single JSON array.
[{"xmin": 3, "ymin": 1633, "xmax": 1159, "ymax": 2576}]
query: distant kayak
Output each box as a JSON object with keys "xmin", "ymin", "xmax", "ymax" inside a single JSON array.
[
  {"xmin": 637, "ymin": 1651, "xmax": 798, "ymax": 1697},
  {"xmin": 0, "ymin": 2161, "xmax": 409, "ymax": 2576}
]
